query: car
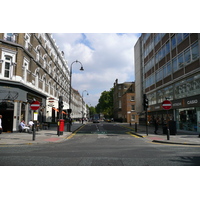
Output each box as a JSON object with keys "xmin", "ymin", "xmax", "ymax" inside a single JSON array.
[{"xmin": 93, "ymin": 119, "xmax": 100, "ymax": 123}]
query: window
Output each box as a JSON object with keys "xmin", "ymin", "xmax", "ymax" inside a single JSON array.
[
  {"xmin": 183, "ymin": 33, "xmax": 189, "ymax": 39},
  {"xmin": 43, "ymin": 78, "xmax": 46, "ymax": 92},
  {"xmin": 22, "ymin": 58, "xmax": 29, "ymax": 82},
  {"xmin": 184, "ymin": 48, "xmax": 191, "ymax": 64},
  {"xmin": 171, "ymin": 35, "xmax": 176, "ymax": 49},
  {"xmin": 165, "ymin": 41, "xmax": 170, "ymax": 55},
  {"xmin": 4, "ymin": 33, "xmax": 16, "ymax": 42},
  {"xmin": 156, "ymin": 68, "xmax": 163, "ymax": 82},
  {"xmin": 131, "ymin": 114, "xmax": 135, "ymax": 120},
  {"xmin": 35, "ymin": 72, "xmax": 39, "ymax": 88},
  {"xmin": 178, "ymin": 53, "xmax": 184, "ymax": 68},
  {"xmin": 176, "ymin": 33, "xmax": 182, "ymax": 45},
  {"xmin": 119, "ymin": 101, "xmax": 121, "ymax": 108},
  {"xmin": 154, "ymin": 33, "xmax": 161, "ymax": 45},
  {"xmin": 131, "ymin": 105, "xmax": 135, "ymax": 111},
  {"xmin": 131, "ymin": 96, "xmax": 134, "ymax": 101},
  {"xmin": 24, "ymin": 34, "xmax": 30, "ymax": 49},
  {"xmin": 191, "ymin": 42, "xmax": 199, "ymax": 60},
  {"xmin": 4, "ymin": 56, "xmax": 12, "ymax": 78}
]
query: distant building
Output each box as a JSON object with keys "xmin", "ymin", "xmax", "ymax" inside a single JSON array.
[
  {"xmin": 113, "ymin": 79, "xmax": 138, "ymax": 123},
  {"xmin": 134, "ymin": 33, "xmax": 200, "ymax": 132}
]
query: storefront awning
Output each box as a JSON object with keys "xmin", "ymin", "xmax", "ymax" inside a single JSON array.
[{"xmin": 52, "ymin": 107, "xmax": 67, "ymax": 115}]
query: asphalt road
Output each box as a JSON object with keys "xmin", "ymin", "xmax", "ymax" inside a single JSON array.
[{"xmin": 0, "ymin": 122, "xmax": 200, "ymax": 166}]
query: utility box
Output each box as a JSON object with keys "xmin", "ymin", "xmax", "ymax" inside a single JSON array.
[{"xmin": 168, "ymin": 121, "xmax": 177, "ymax": 135}]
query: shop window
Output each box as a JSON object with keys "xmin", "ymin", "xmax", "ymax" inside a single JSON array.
[{"xmin": 178, "ymin": 108, "xmax": 197, "ymax": 131}]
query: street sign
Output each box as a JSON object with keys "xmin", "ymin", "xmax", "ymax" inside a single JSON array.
[
  {"xmin": 162, "ymin": 100, "xmax": 172, "ymax": 110},
  {"xmin": 30, "ymin": 101, "xmax": 40, "ymax": 110}
]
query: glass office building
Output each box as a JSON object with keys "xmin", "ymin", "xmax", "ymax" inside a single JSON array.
[{"xmin": 134, "ymin": 33, "xmax": 200, "ymax": 132}]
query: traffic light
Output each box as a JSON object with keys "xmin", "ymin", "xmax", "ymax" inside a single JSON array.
[
  {"xmin": 143, "ymin": 94, "xmax": 149, "ymax": 111},
  {"xmin": 59, "ymin": 96, "xmax": 64, "ymax": 111}
]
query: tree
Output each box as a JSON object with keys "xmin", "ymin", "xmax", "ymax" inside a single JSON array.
[{"xmin": 95, "ymin": 88, "xmax": 113, "ymax": 118}]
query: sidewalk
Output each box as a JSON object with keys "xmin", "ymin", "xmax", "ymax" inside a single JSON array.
[
  {"xmin": 0, "ymin": 122, "xmax": 84, "ymax": 146},
  {"xmin": 120, "ymin": 123, "xmax": 200, "ymax": 146}
]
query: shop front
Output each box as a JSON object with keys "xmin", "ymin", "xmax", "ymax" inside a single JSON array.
[
  {"xmin": 0, "ymin": 84, "xmax": 46, "ymax": 132},
  {"xmin": 174, "ymin": 95, "xmax": 200, "ymax": 132},
  {"xmin": 148, "ymin": 95, "xmax": 200, "ymax": 133}
]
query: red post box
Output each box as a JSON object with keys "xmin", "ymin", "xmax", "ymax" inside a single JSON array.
[{"xmin": 59, "ymin": 119, "xmax": 65, "ymax": 132}]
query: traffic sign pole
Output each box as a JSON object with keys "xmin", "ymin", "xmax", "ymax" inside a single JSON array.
[
  {"xmin": 162, "ymin": 100, "xmax": 172, "ymax": 140},
  {"xmin": 30, "ymin": 101, "xmax": 40, "ymax": 141}
]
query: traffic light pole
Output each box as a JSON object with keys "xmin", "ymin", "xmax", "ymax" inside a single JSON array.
[
  {"xmin": 145, "ymin": 108, "xmax": 148, "ymax": 136},
  {"xmin": 143, "ymin": 94, "xmax": 149, "ymax": 136},
  {"xmin": 58, "ymin": 96, "xmax": 64, "ymax": 136}
]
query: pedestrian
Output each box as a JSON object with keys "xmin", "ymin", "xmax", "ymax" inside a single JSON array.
[
  {"xmin": 20, "ymin": 120, "xmax": 30, "ymax": 132},
  {"xmin": 0, "ymin": 115, "xmax": 3, "ymax": 134},
  {"xmin": 154, "ymin": 117, "xmax": 159, "ymax": 134},
  {"xmin": 28, "ymin": 120, "xmax": 34, "ymax": 131}
]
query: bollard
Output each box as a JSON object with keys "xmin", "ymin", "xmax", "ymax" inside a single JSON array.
[{"xmin": 135, "ymin": 122, "xmax": 137, "ymax": 132}]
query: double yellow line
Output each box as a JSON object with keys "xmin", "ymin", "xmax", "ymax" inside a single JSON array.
[
  {"xmin": 66, "ymin": 124, "xmax": 86, "ymax": 140},
  {"xmin": 126, "ymin": 131, "xmax": 141, "ymax": 138}
]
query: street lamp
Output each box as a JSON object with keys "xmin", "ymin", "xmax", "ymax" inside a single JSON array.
[
  {"xmin": 82, "ymin": 90, "xmax": 89, "ymax": 124},
  {"xmin": 68, "ymin": 60, "xmax": 84, "ymax": 131}
]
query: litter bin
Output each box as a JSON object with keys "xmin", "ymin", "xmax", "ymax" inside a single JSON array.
[
  {"xmin": 163, "ymin": 124, "xmax": 168, "ymax": 135},
  {"xmin": 168, "ymin": 121, "xmax": 177, "ymax": 135}
]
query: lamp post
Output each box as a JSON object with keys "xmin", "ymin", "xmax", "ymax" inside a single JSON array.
[
  {"xmin": 68, "ymin": 60, "xmax": 84, "ymax": 131},
  {"xmin": 82, "ymin": 90, "xmax": 89, "ymax": 124}
]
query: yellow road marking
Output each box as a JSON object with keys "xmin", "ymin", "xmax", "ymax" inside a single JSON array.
[
  {"xmin": 126, "ymin": 132, "xmax": 140, "ymax": 138},
  {"xmin": 66, "ymin": 124, "xmax": 86, "ymax": 140}
]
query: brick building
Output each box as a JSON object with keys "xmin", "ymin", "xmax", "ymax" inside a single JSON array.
[
  {"xmin": 0, "ymin": 33, "xmax": 84, "ymax": 132},
  {"xmin": 113, "ymin": 79, "xmax": 138, "ymax": 123}
]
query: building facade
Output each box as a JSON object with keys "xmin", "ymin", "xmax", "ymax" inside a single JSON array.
[
  {"xmin": 0, "ymin": 33, "xmax": 85, "ymax": 132},
  {"xmin": 113, "ymin": 79, "xmax": 138, "ymax": 123},
  {"xmin": 134, "ymin": 33, "xmax": 200, "ymax": 132}
]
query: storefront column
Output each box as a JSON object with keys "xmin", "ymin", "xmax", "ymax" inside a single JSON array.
[
  {"xmin": 19, "ymin": 101, "xmax": 22, "ymax": 121},
  {"xmin": 25, "ymin": 103, "xmax": 29, "ymax": 123},
  {"xmin": 13, "ymin": 100, "xmax": 18, "ymax": 131}
]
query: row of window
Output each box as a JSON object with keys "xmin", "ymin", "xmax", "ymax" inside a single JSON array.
[
  {"xmin": 4, "ymin": 33, "xmax": 68, "ymax": 77},
  {"xmin": 144, "ymin": 33, "xmax": 190, "ymax": 72},
  {"xmin": 144, "ymin": 33, "xmax": 189, "ymax": 59},
  {"xmin": 147, "ymin": 73, "xmax": 200, "ymax": 105},
  {"xmin": 145, "ymin": 42, "xmax": 199, "ymax": 88},
  {"xmin": 144, "ymin": 33, "xmax": 166, "ymax": 57}
]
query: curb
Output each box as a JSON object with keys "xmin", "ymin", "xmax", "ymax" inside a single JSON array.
[{"xmin": 152, "ymin": 140, "xmax": 200, "ymax": 146}]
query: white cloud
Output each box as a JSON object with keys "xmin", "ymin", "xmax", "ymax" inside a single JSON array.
[{"xmin": 52, "ymin": 33, "xmax": 139, "ymax": 106}]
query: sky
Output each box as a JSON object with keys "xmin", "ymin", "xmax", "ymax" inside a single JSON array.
[{"xmin": 52, "ymin": 33, "xmax": 140, "ymax": 107}]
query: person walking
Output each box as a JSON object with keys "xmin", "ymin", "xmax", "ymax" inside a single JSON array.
[
  {"xmin": 0, "ymin": 115, "xmax": 2, "ymax": 134},
  {"xmin": 154, "ymin": 117, "xmax": 159, "ymax": 134}
]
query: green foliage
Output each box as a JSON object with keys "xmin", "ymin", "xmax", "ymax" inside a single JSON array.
[{"xmin": 95, "ymin": 88, "xmax": 113, "ymax": 118}]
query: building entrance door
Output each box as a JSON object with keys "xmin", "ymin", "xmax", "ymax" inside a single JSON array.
[{"xmin": 0, "ymin": 102, "xmax": 14, "ymax": 132}]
